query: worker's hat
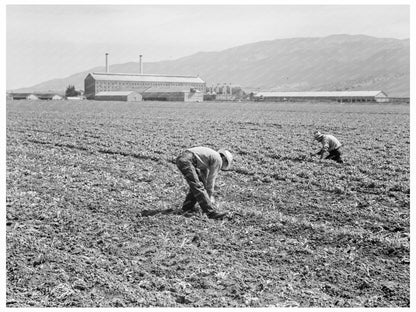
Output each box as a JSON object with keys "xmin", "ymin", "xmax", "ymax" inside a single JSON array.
[
  {"xmin": 314, "ymin": 131, "xmax": 324, "ymax": 140},
  {"xmin": 218, "ymin": 149, "xmax": 233, "ymax": 170}
]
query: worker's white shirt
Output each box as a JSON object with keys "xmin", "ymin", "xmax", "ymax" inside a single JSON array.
[
  {"xmin": 187, "ymin": 146, "xmax": 222, "ymax": 197},
  {"xmin": 321, "ymin": 134, "xmax": 342, "ymax": 152}
]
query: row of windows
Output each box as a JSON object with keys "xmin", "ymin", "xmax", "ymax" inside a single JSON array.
[
  {"xmin": 95, "ymin": 87, "xmax": 207, "ymax": 92},
  {"xmin": 96, "ymin": 81, "xmax": 205, "ymax": 88}
]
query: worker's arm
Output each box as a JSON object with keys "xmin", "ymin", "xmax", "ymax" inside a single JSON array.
[
  {"xmin": 310, "ymin": 150, "xmax": 323, "ymax": 157},
  {"xmin": 205, "ymin": 161, "xmax": 221, "ymax": 199},
  {"xmin": 319, "ymin": 137, "xmax": 330, "ymax": 159}
]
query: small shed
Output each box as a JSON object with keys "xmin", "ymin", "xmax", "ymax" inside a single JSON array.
[
  {"xmin": 52, "ymin": 94, "xmax": 63, "ymax": 100},
  {"xmin": 95, "ymin": 91, "xmax": 142, "ymax": 102},
  {"xmin": 26, "ymin": 94, "xmax": 39, "ymax": 100},
  {"xmin": 37, "ymin": 93, "xmax": 64, "ymax": 100}
]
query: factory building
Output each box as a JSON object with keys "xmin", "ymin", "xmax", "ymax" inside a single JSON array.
[
  {"xmin": 84, "ymin": 72, "xmax": 206, "ymax": 102},
  {"xmin": 253, "ymin": 91, "xmax": 389, "ymax": 103},
  {"xmin": 84, "ymin": 53, "xmax": 206, "ymax": 102}
]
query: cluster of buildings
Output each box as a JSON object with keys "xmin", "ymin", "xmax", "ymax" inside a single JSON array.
[
  {"xmin": 8, "ymin": 53, "xmax": 406, "ymax": 104},
  {"xmin": 7, "ymin": 92, "xmax": 88, "ymax": 101},
  {"xmin": 8, "ymin": 92, "xmax": 66, "ymax": 101}
]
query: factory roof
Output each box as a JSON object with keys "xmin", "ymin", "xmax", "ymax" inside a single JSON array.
[
  {"xmin": 254, "ymin": 91, "xmax": 387, "ymax": 98},
  {"xmin": 89, "ymin": 72, "xmax": 205, "ymax": 84},
  {"xmin": 10, "ymin": 92, "xmax": 36, "ymax": 96}
]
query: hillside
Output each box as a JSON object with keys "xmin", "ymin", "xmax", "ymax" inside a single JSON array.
[{"xmin": 12, "ymin": 35, "xmax": 410, "ymax": 97}]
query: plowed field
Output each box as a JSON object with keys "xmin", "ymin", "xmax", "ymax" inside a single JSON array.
[{"xmin": 6, "ymin": 100, "xmax": 410, "ymax": 307}]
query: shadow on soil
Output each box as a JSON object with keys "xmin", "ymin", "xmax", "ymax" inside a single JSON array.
[
  {"xmin": 140, "ymin": 208, "xmax": 182, "ymax": 217},
  {"xmin": 139, "ymin": 208, "xmax": 244, "ymax": 220}
]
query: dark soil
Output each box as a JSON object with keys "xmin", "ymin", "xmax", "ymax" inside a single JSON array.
[{"xmin": 6, "ymin": 100, "xmax": 410, "ymax": 307}]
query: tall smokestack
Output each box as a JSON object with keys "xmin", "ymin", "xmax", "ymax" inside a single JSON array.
[
  {"xmin": 139, "ymin": 54, "xmax": 143, "ymax": 74},
  {"xmin": 105, "ymin": 53, "xmax": 109, "ymax": 73}
]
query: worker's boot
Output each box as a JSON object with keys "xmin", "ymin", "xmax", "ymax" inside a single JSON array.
[
  {"xmin": 198, "ymin": 198, "xmax": 227, "ymax": 220},
  {"xmin": 182, "ymin": 206, "xmax": 200, "ymax": 215},
  {"xmin": 206, "ymin": 210, "xmax": 228, "ymax": 220},
  {"xmin": 181, "ymin": 193, "xmax": 199, "ymax": 214}
]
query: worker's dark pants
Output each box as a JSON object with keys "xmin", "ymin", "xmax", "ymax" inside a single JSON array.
[
  {"xmin": 176, "ymin": 151, "xmax": 216, "ymax": 213},
  {"xmin": 325, "ymin": 148, "xmax": 343, "ymax": 163}
]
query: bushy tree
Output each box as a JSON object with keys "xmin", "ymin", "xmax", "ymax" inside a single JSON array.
[
  {"xmin": 65, "ymin": 85, "xmax": 80, "ymax": 97},
  {"xmin": 231, "ymin": 86, "xmax": 245, "ymax": 98}
]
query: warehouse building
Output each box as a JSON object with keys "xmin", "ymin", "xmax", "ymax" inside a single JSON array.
[
  {"xmin": 84, "ymin": 72, "xmax": 206, "ymax": 102},
  {"xmin": 9, "ymin": 92, "xmax": 64, "ymax": 100},
  {"xmin": 9, "ymin": 93, "xmax": 38, "ymax": 100},
  {"xmin": 253, "ymin": 91, "xmax": 389, "ymax": 103},
  {"xmin": 142, "ymin": 86, "xmax": 203, "ymax": 102},
  {"xmin": 95, "ymin": 91, "xmax": 142, "ymax": 102}
]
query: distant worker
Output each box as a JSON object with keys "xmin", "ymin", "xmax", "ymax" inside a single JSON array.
[
  {"xmin": 176, "ymin": 147, "xmax": 233, "ymax": 220},
  {"xmin": 312, "ymin": 131, "xmax": 344, "ymax": 163}
]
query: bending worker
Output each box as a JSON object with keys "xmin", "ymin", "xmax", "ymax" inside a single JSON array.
[
  {"xmin": 176, "ymin": 146, "xmax": 233, "ymax": 220},
  {"xmin": 313, "ymin": 131, "xmax": 344, "ymax": 164}
]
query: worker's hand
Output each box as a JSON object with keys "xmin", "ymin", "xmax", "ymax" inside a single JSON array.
[
  {"xmin": 210, "ymin": 196, "xmax": 216, "ymax": 204},
  {"xmin": 321, "ymin": 152, "xmax": 329, "ymax": 159}
]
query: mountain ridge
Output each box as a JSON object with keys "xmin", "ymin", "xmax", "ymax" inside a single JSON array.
[{"xmin": 11, "ymin": 34, "xmax": 410, "ymax": 97}]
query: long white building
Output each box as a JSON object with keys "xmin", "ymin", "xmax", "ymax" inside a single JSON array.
[{"xmin": 253, "ymin": 90, "xmax": 389, "ymax": 103}]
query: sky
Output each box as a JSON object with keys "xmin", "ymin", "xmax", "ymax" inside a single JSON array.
[{"xmin": 5, "ymin": 3, "xmax": 411, "ymax": 90}]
